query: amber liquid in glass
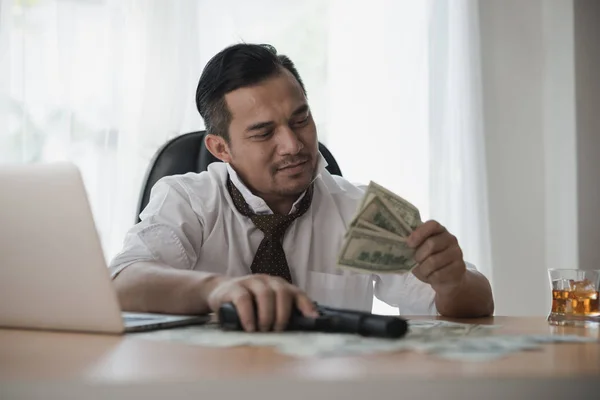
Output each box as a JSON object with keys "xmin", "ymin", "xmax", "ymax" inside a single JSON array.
[{"xmin": 552, "ymin": 289, "xmax": 600, "ymax": 316}]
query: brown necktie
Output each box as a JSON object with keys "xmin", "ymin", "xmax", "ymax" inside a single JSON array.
[{"xmin": 226, "ymin": 177, "xmax": 314, "ymax": 284}]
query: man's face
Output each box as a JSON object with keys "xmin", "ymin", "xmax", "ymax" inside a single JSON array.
[{"xmin": 220, "ymin": 69, "xmax": 318, "ymax": 199}]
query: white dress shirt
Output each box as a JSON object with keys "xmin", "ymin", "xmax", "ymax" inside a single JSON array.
[{"xmin": 109, "ymin": 154, "xmax": 474, "ymax": 314}]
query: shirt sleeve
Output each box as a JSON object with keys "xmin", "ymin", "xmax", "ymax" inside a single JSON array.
[
  {"xmin": 374, "ymin": 261, "xmax": 478, "ymax": 315},
  {"xmin": 108, "ymin": 177, "xmax": 203, "ymax": 279}
]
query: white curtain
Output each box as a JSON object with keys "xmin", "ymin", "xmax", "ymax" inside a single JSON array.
[
  {"xmin": 0, "ymin": 0, "xmax": 201, "ymax": 256},
  {"xmin": 428, "ymin": 0, "xmax": 493, "ymax": 283},
  {"xmin": 0, "ymin": 0, "xmax": 492, "ymax": 314},
  {"xmin": 324, "ymin": 0, "xmax": 492, "ymax": 312}
]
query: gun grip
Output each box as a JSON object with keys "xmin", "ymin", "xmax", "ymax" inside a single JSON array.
[{"xmin": 218, "ymin": 302, "xmax": 244, "ymax": 331}]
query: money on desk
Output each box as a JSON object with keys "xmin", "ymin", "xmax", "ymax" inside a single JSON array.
[{"xmin": 337, "ymin": 181, "xmax": 422, "ymax": 274}]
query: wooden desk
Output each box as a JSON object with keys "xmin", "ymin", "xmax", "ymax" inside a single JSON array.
[{"xmin": 1, "ymin": 316, "xmax": 599, "ymax": 399}]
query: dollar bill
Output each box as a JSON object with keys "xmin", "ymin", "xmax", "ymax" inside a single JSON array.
[
  {"xmin": 337, "ymin": 227, "xmax": 417, "ymax": 273},
  {"xmin": 338, "ymin": 181, "xmax": 423, "ymax": 274},
  {"xmin": 350, "ymin": 196, "xmax": 412, "ymax": 237},
  {"xmin": 135, "ymin": 320, "xmax": 596, "ymax": 360},
  {"xmin": 358, "ymin": 181, "xmax": 422, "ymax": 231},
  {"xmin": 348, "ymin": 220, "xmax": 405, "ymax": 240}
]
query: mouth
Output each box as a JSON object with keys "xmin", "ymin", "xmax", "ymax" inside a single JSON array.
[
  {"xmin": 278, "ymin": 160, "xmax": 308, "ymax": 170},
  {"xmin": 276, "ymin": 159, "xmax": 310, "ymax": 175}
]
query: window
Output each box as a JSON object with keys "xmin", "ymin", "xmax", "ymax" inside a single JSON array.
[{"xmin": 2, "ymin": 0, "xmax": 482, "ymax": 316}]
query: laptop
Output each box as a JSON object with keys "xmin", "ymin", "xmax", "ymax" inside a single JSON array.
[{"xmin": 0, "ymin": 162, "xmax": 209, "ymax": 334}]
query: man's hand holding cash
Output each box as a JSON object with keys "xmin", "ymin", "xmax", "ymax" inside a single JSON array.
[{"xmin": 338, "ymin": 182, "xmax": 467, "ymax": 296}]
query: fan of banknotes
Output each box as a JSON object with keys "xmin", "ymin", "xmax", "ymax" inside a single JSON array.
[{"xmin": 337, "ymin": 181, "xmax": 423, "ymax": 274}]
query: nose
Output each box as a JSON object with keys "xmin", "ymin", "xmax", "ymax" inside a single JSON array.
[{"xmin": 276, "ymin": 126, "xmax": 304, "ymax": 156}]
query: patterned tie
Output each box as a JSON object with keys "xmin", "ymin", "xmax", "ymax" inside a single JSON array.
[{"xmin": 226, "ymin": 177, "xmax": 314, "ymax": 284}]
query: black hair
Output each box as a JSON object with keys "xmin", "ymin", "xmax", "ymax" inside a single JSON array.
[{"xmin": 195, "ymin": 43, "xmax": 306, "ymax": 142}]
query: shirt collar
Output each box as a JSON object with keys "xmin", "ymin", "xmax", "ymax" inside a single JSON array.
[{"xmin": 226, "ymin": 152, "xmax": 328, "ymax": 215}]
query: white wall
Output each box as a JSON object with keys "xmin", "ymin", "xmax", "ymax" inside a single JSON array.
[
  {"xmin": 574, "ymin": 0, "xmax": 600, "ymax": 272},
  {"xmin": 479, "ymin": 0, "xmax": 578, "ymax": 315},
  {"xmin": 542, "ymin": 1, "xmax": 578, "ymax": 275}
]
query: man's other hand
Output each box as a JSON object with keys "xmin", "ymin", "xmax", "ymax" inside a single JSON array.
[{"xmin": 407, "ymin": 220, "xmax": 467, "ymax": 296}]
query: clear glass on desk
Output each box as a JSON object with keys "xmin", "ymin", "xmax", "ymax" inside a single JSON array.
[{"xmin": 548, "ymin": 269, "xmax": 600, "ymax": 328}]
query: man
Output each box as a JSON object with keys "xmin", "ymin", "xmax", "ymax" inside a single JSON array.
[{"xmin": 110, "ymin": 43, "xmax": 494, "ymax": 332}]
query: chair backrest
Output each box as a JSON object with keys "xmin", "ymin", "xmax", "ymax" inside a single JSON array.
[{"xmin": 136, "ymin": 131, "xmax": 342, "ymax": 222}]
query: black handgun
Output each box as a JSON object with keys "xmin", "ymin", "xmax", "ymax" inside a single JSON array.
[{"xmin": 218, "ymin": 302, "xmax": 408, "ymax": 339}]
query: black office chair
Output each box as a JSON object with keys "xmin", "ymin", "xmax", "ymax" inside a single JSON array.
[{"xmin": 136, "ymin": 131, "xmax": 342, "ymax": 223}]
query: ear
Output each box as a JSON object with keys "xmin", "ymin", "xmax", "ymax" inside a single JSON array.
[{"xmin": 204, "ymin": 134, "xmax": 232, "ymax": 163}]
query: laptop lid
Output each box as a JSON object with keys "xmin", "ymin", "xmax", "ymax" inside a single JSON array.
[{"xmin": 0, "ymin": 163, "xmax": 125, "ymax": 334}]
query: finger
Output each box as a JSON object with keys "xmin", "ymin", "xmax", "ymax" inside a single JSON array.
[
  {"xmin": 418, "ymin": 245, "xmax": 462, "ymax": 279},
  {"xmin": 407, "ymin": 220, "xmax": 446, "ymax": 248},
  {"xmin": 411, "ymin": 264, "xmax": 429, "ymax": 283},
  {"xmin": 230, "ymin": 287, "xmax": 256, "ymax": 332},
  {"xmin": 270, "ymin": 279, "xmax": 293, "ymax": 331},
  {"xmin": 294, "ymin": 291, "xmax": 319, "ymax": 318},
  {"xmin": 244, "ymin": 278, "xmax": 275, "ymax": 332},
  {"xmin": 414, "ymin": 233, "xmax": 456, "ymax": 263},
  {"xmin": 428, "ymin": 260, "xmax": 467, "ymax": 289}
]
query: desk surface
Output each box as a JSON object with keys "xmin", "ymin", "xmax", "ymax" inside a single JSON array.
[{"xmin": 1, "ymin": 316, "xmax": 599, "ymax": 399}]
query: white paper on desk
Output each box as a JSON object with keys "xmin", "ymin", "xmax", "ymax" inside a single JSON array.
[{"xmin": 132, "ymin": 320, "xmax": 597, "ymax": 361}]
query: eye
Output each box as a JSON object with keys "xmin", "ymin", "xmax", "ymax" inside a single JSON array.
[
  {"xmin": 292, "ymin": 115, "xmax": 310, "ymax": 127},
  {"xmin": 253, "ymin": 130, "xmax": 273, "ymax": 140}
]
